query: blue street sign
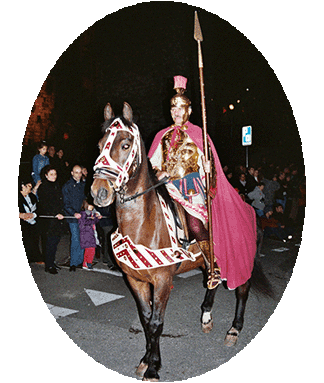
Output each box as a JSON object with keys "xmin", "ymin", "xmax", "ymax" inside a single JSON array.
[{"xmin": 242, "ymin": 125, "xmax": 252, "ymax": 146}]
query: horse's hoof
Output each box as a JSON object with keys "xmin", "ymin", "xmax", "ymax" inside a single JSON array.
[
  {"xmin": 224, "ymin": 327, "xmax": 239, "ymax": 347},
  {"xmin": 136, "ymin": 362, "xmax": 148, "ymax": 377},
  {"xmin": 201, "ymin": 312, "xmax": 213, "ymax": 333},
  {"xmin": 142, "ymin": 367, "xmax": 160, "ymax": 381},
  {"xmin": 201, "ymin": 319, "xmax": 213, "ymax": 333}
]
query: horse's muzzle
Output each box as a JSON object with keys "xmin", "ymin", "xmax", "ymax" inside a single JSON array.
[
  {"xmin": 97, "ymin": 187, "xmax": 108, "ymax": 201},
  {"xmin": 91, "ymin": 178, "xmax": 115, "ymax": 207}
]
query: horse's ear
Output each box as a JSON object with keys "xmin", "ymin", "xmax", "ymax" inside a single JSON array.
[
  {"xmin": 122, "ymin": 102, "xmax": 133, "ymax": 123},
  {"xmin": 104, "ymin": 103, "xmax": 114, "ymax": 121}
]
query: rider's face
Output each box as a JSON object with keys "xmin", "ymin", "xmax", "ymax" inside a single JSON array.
[
  {"xmin": 171, "ymin": 106, "xmax": 186, "ymax": 125},
  {"xmin": 170, "ymin": 104, "xmax": 191, "ymax": 126}
]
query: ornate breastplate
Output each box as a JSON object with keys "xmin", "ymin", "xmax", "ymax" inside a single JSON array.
[{"xmin": 161, "ymin": 126, "xmax": 200, "ymax": 181}]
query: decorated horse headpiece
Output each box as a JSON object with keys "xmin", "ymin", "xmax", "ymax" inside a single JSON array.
[{"xmin": 93, "ymin": 103, "xmax": 141, "ymax": 192}]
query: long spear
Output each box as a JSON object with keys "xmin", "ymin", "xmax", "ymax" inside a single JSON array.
[{"xmin": 194, "ymin": 11, "xmax": 218, "ymax": 288}]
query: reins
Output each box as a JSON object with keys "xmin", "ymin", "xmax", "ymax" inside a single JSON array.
[
  {"xmin": 94, "ymin": 151, "xmax": 169, "ymax": 204},
  {"xmin": 121, "ymin": 175, "xmax": 169, "ymax": 203},
  {"xmin": 39, "ymin": 215, "xmax": 110, "ymax": 219}
]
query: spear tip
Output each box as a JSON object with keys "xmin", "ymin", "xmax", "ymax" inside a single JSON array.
[{"xmin": 194, "ymin": 11, "xmax": 203, "ymax": 42}]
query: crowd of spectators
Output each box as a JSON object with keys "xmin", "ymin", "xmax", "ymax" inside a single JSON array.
[
  {"xmin": 19, "ymin": 141, "xmax": 116, "ymax": 273},
  {"xmin": 224, "ymin": 161, "xmax": 306, "ymax": 242}
]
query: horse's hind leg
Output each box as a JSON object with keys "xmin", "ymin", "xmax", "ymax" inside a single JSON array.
[
  {"xmin": 224, "ymin": 280, "xmax": 251, "ymax": 347},
  {"xmin": 125, "ymin": 276, "xmax": 152, "ymax": 378}
]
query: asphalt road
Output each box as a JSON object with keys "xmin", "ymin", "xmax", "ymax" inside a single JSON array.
[{"xmin": 25, "ymin": 231, "xmax": 302, "ymax": 382}]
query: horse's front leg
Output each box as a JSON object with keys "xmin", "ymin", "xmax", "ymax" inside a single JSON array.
[
  {"xmin": 201, "ymin": 285, "xmax": 219, "ymax": 333},
  {"xmin": 224, "ymin": 280, "xmax": 251, "ymax": 347},
  {"xmin": 125, "ymin": 276, "xmax": 152, "ymax": 378},
  {"xmin": 143, "ymin": 274, "xmax": 173, "ymax": 382}
]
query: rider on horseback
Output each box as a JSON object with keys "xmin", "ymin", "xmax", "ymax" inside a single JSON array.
[{"xmin": 148, "ymin": 76, "xmax": 257, "ymax": 290}]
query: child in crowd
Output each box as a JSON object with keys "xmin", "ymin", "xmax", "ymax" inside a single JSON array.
[
  {"xmin": 78, "ymin": 201, "xmax": 101, "ymax": 270},
  {"xmin": 32, "ymin": 141, "xmax": 50, "ymax": 184}
]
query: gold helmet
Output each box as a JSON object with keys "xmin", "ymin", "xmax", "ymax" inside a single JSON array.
[{"xmin": 170, "ymin": 75, "xmax": 192, "ymax": 125}]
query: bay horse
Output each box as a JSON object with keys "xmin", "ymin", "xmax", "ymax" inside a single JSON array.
[{"xmin": 91, "ymin": 102, "xmax": 273, "ymax": 381}]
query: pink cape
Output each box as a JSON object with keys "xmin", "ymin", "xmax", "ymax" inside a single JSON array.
[{"xmin": 148, "ymin": 122, "xmax": 256, "ymax": 290}]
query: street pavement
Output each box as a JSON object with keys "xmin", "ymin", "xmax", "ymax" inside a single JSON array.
[{"xmin": 26, "ymin": 230, "xmax": 303, "ymax": 382}]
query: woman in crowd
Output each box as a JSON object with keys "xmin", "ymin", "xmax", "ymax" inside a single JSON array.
[
  {"xmin": 18, "ymin": 177, "xmax": 43, "ymax": 263},
  {"xmin": 38, "ymin": 165, "xmax": 66, "ymax": 274}
]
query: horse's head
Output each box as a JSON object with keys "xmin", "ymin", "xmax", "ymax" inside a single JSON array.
[{"xmin": 91, "ymin": 102, "xmax": 142, "ymax": 207}]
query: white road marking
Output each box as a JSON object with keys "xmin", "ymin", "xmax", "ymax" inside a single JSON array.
[
  {"xmin": 46, "ymin": 303, "xmax": 79, "ymax": 319},
  {"xmin": 84, "ymin": 289, "xmax": 125, "ymax": 306},
  {"xmin": 92, "ymin": 268, "xmax": 123, "ymax": 277}
]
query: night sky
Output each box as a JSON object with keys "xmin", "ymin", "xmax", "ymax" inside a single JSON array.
[{"xmin": 46, "ymin": 1, "xmax": 302, "ymax": 170}]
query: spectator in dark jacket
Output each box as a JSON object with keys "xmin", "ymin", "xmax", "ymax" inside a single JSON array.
[
  {"xmin": 263, "ymin": 203, "xmax": 294, "ymax": 242},
  {"xmin": 287, "ymin": 167, "xmax": 301, "ymax": 222},
  {"xmin": 38, "ymin": 165, "xmax": 66, "ymax": 274},
  {"xmin": 96, "ymin": 205, "xmax": 116, "ymax": 269},
  {"xmin": 275, "ymin": 172, "xmax": 288, "ymax": 211},
  {"xmin": 62, "ymin": 165, "xmax": 86, "ymax": 272},
  {"xmin": 235, "ymin": 172, "xmax": 249, "ymax": 200},
  {"xmin": 263, "ymin": 174, "xmax": 280, "ymax": 212},
  {"xmin": 246, "ymin": 166, "xmax": 258, "ymax": 193},
  {"xmin": 55, "ymin": 148, "xmax": 70, "ymax": 186}
]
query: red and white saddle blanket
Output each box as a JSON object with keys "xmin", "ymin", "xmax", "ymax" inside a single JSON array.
[{"xmin": 111, "ymin": 194, "xmax": 201, "ymax": 270}]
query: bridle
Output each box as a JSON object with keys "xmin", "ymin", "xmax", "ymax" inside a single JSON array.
[
  {"xmin": 93, "ymin": 118, "xmax": 141, "ymax": 189},
  {"xmin": 93, "ymin": 118, "xmax": 168, "ymax": 203}
]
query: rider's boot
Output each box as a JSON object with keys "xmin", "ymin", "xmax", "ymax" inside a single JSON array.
[{"xmin": 197, "ymin": 240, "xmax": 221, "ymax": 290}]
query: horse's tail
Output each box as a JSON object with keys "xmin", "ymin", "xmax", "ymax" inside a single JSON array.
[
  {"xmin": 250, "ymin": 219, "xmax": 275, "ymax": 299},
  {"xmin": 250, "ymin": 257, "xmax": 275, "ymax": 299}
]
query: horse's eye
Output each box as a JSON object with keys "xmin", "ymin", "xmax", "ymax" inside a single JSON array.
[{"xmin": 122, "ymin": 143, "xmax": 130, "ymax": 150}]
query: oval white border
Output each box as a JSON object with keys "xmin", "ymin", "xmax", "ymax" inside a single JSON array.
[{"xmin": 5, "ymin": 1, "xmax": 320, "ymax": 382}]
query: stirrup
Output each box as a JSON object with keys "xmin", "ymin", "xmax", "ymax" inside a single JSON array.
[{"xmin": 207, "ymin": 267, "xmax": 221, "ymax": 290}]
